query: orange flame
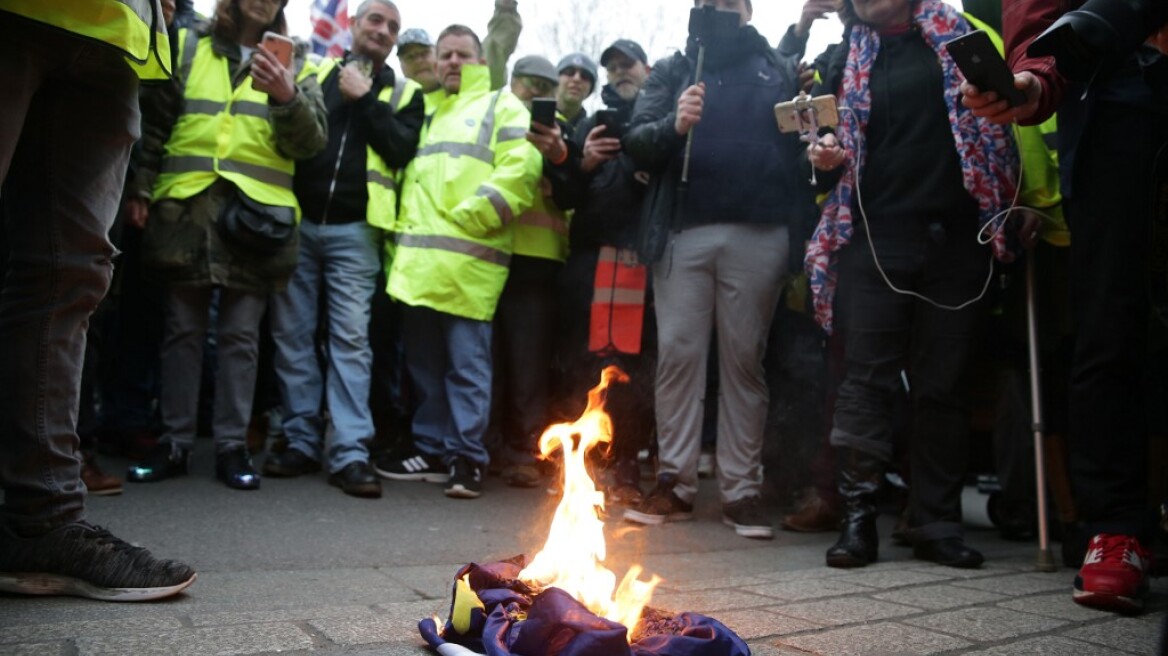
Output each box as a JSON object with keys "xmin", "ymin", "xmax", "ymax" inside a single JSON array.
[{"xmin": 519, "ymin": 366, "xmax": 661, "ymax": 638}]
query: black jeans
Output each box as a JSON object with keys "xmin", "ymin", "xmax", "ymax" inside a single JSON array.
[
  {"xmin": 1066, "ymin": 101, "xmax": 1168, "ymax": 539},
  {"xmin": 830, "ymin": 223, "xmax": 990, "ymax": 541}
]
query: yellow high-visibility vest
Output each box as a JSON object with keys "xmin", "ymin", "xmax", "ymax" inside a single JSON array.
[{"xmin": 3, "ymin": 0, "xmax": 171, "ymax": 80}]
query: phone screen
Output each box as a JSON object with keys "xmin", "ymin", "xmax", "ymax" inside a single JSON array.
[
  {"xmin": 531, "ymin": 98, "xmax": 557, "ymax": 128},
  {"xmin": 596, "ymin": 110, "xmax": 623, "ymax": 139}
]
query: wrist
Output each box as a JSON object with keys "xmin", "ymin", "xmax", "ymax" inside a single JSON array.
[{"xmin": 550, "ymin": 140, "xmax": 568, "ymax": 166}]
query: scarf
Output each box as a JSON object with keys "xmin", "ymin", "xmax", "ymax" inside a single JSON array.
[{"xmin": 803, "ymin": 0, "xmax": 1019, "ymax": 333}]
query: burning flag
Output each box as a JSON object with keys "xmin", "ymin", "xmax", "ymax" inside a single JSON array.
[{"xmin": 416, "ymin": 368, "xmax": 751, "ymax": 656}]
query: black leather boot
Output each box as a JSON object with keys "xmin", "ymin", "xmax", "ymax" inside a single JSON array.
[{"xmin": 825, "ymin": 448, "xmax": 884, "ymax": 568}]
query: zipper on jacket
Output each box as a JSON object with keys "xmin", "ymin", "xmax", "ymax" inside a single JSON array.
[{"xmin": 322, "ymin": 114, "xmax": 352, "ymax": 224}]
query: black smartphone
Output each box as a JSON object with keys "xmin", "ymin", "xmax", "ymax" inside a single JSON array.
[
  {"xmin": 945, "ymin": 30, "xmax": 1027, "ymax": 107},
  {"xmin": 530, "ymin": 98, "xmax": 557, "ymax": 128},
  {"xmin": 595, "ymin": 109, "xmax": 623, "ymax": 139}
]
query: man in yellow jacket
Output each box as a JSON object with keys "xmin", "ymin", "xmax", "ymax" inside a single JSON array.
[
  {"xmin": 0, "ymin": 1, "xmax": 196, "ymax": 601},
  {"xmin": 377, "ymin": 24, "xmax": 541, "ymax": 499}
]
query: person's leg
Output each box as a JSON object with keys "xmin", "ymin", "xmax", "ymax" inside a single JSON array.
[
  {"xmin": 395, "ymin": 305, "xmax": 453, "ymax": 466},
  {"xmin": 211, "ymin": 288, "xmax": 267, "ymax": 453},
  {"xmin": 713, "ymin": 224, "xmax": 788, "ymax": 503},
  {"xmin": 648, "ymin": 227, "xmax": 717, "ymax": 503},
  {"xmin": 443, "ymin": 313, "xmax": 494, "ymax": 467},
  {"xmin": 0, "ymin": 17, "xmax": 194, "ymax": 601},
  {"xmin": 158, "ymin": 285, "xmax": 213, "ymax": 451},
  {"xmin": 320, "ymin": 222, "xmax": 380, "ymax": 472},
  {"xmin": 271, "ymin": 221, "xmax": 326, "ymax": 462}
]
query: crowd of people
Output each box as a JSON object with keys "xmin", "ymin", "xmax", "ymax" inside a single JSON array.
[{"xmin": 1, "ymin": 0, "xmax": 1166, "ymax": 622}]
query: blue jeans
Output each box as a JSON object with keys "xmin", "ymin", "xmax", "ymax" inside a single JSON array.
[
  {"xmin": 271, "ymin": 221, "xmax": 380, "ymax": 472},
  {"xmin": 403, "ymin": 305, "xmax": 492, "ymax": 466},
  {"xmin": 0, "ymin": 18, "xmax": 140, "ymax": 533}
]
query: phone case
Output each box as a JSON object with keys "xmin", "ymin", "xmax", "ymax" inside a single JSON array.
[
  {"xmin": 260, "ymin": 32, "xmax": 294, "ymax": 69},
  {"xmin": 945, "ymin": 30, "xmax": 1026, "ymax": 107},
  {"xmin": 774, "ymin": 95, "xmax": 838, "ymax": 134},
  {"xmin": 531, "ymin": 99, "xmax": 557, "ymax": 127}
]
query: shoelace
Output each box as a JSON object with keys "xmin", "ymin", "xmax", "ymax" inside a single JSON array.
[
  {"xmin": 1092, "ymin": 535, "xmax": 1148, "ymax": 569},
  {"xmin": 81, "ymin": 522, "xmax": 141, "ymax": 554}
]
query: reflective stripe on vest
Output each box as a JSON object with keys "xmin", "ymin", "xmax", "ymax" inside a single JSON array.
[
  {"xmin": 152, "ymin": 29, "xmax": 297, "ymax": 211},
  {"xmin": 397, "ymin": 234, "xmax": 511, "ymax": 268},
  {"xmin": 589, "ymin": 246, "xmax": 646, "ymax": 355},
  {"xmin": 414, "ymin": 89, "xmax": 504, "ymax": 167},
  {"xmin": 4, "ymin": 0, "xmax": 172, "ymax": 79}
]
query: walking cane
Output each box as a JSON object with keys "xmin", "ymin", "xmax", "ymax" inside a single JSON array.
[{"xmin": 1025, "ymin": 245, "xmax": 1058, "ymax": 572}]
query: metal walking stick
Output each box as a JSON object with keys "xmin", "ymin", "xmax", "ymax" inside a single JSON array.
[
  {"xmin": 1025, "ymin": 245, "xmax": 1058, "ymax": 572},
  {"xmin": 679, "ymin": 7, "xmax": 739, "ymax": 185}
]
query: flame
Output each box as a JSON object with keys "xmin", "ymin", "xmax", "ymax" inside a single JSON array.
[{"xmin": 519, "ymin": 365, "xmax": 661, "ymax": 638}]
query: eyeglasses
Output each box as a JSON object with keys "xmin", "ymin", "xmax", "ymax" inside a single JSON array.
[
  {"xmin": 519, "ymin": 76, "xmax": 556, "ymax": 96},
  {"xmin": 560, "ymin": 67, "xmax": 591, "ymax": 80}
]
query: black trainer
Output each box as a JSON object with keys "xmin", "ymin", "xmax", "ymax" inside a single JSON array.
[
  {"xmin": 0, "ymin": 521, "xmax": 196, "ymax": 602},
  {"xmin": 373, "ymin": 453, "xmax": 449, "ymax": 483},
  {"xmin": 722, "ymin": 495, "xmax": 775, "ymax": 540},
  {"xmin": 444, "ymin": 457, "xmax": 483, "ymax": 499},
  {"xmin": 126, "ymin": 443, "xmax": 190, "ymax": 483},
  {"xmin": 624, "ymin": 475, "xmax": 694, "ymax": 525},
  {"xmin": 329, "ymin": 461, "xmax": 382, "ymax": 498},
  {"xmin": 215, "ymin": 448, "xmax": 261, "ymax": 490}
]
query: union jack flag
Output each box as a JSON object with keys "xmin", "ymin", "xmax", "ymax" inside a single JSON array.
[{"xmin": 310, "ymin": 0, "xmax": 351, "ymax": 58}]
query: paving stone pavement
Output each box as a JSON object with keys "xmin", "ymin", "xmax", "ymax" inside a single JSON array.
[{"xmin": 1, "ymin": 449, "xmax": 1164, "ymax": 655}]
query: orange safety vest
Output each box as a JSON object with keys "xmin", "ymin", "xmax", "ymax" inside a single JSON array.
[{"xmin": 589, "ymin": 246, "xmax": 647, "ymax": 355}]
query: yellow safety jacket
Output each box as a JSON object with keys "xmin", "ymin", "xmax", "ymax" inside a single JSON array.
[
  {"xmin": 388, "ymin": 64, "xmax": 542, "ymax": 321},
  {"xmin": 513, "ymin": 112, "xmax": 570, "ymax": 262},
  {"xmin": 314, "ymin": 57, "xmax": 422, "ymax": 233},
  {"xmin": 964, "ymin": 12, "xmax": 1068, "ymax": 246},
  {"xmin": 152, "ymin": 28, "xmax": 316, "ymax": 217},
  {"xmin": 3, "ymin": 0, "xmax": 171, "ymax": 80}
]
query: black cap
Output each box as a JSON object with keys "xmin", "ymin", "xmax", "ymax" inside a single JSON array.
[{"xmin": 600, "ymin": 39, "xmax": 648, "ymax": 67}]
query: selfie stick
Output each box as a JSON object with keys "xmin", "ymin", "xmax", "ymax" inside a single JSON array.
[
  {"xmin": 1025, "ymin": 247, "xmax": 1058, "ymax": 572},
  {"xmin": 680, "ymin": 46, "xmax": 706, "ymax": 185}
]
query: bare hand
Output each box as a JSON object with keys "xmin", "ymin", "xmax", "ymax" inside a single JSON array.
[
  {"xmin": 797, "ymin": 62, "xmax": 815, "ymax": 94},
  {"xmin": 675, "ymin": 82, "xmax": 704, "ymax": 136},
  {"xmin": 338, "ymin": 63, "xmax": 372, "ymax": 102},
  {"xmin": 124, "ymin": 197, "xmax": 150, "ymax": 229},
  {"xmin": 527, "ymin": 121, "xmax": 568, "ymax": 164},
  {"xmin": 796, "ymin": 0, "xmax": 837, "ymax": 38},
  {"xmin": 960, "ymin": 72, "xmax": 1042, "ymax": 125},
  {"xmin": 251, "ymin": 46, "xmax": 296, "ymax": 105},
  {"xmin": 808, "ymin": 133, "xmax": 845, "ymax": 171},
  {"xmin": 581, "ymin": 125, "xmax": 621, "ymax": 173},
  {"xmin": 1013, "ymin": 208, "xmax": 1044, "ymax": 250}
]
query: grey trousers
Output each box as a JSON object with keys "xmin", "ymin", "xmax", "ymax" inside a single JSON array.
[
  {"xmin": 652, "ymin": 223, "xmax": 789, "ymax": 504},
  {"xmin": 159, "ymin": 286, "xmax": 267, "ymax": 452},
  {"xmin": 0, "ymin": 19, "xmax": 140, "ymax": 534}
]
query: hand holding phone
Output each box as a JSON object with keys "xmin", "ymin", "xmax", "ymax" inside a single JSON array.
[
  {"xmin": 945, "ymin": 30, "xmax": 1027, "ymax": 108},
  {"xmin": 530, "ymin": 98, "xmax": 557, "ymax": 128},
  {"xmin": 595, "ymin": 109, "xmax": 624, "ymax": 140},
  {"xmin": 260, "ymin": 31, "xmax": 294, "ymax": 69}
]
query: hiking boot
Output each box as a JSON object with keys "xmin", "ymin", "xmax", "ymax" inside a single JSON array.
[
  {"xmin": 263, "ymin": 449, "xmax": 322, "ymax": 477},
  {"xmin": 126, "ymin": 443, "xmax": 190, "ymax": 483},
  {"xmin": 1073, "ymin": 534, "xmax": 1152, "ymax": 613},
  {"xmin": 624, "ymin": 476, "xmax": 693, "ymax": 525},
  {"xmin": 781, "ymin": 487, "xmax": 839, "ymax": 533},
  {"xmin": 723, "ymin": 495, "xmax": 775, "ymax": 539},
  {"xmin": 328, "ymin": 461, "xmax": 382, "ymax": 499},
  {"xmin": 444, "ymin": 457, "xmax": 483, "ymax": 499},
  {"xmin": 215, "ymin": 448, "xmax": 260, "ymax": 491},
  {"xmin": 0, "ymin": 521, "xmax": 196, "ymax": 602},
  {"xmin": 501, "ymin": 463, "xmax": 542, "ymax": 489},
  {"xmin": 81, "ymin": 452, "xmax": 122, "ymax": 497},
  {"xmin": 373, "ymin": 453, "xmax": 449, "ymax": 483}
]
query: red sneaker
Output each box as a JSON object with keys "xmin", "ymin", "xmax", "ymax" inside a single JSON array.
[{"xmin": 1073, "ymin": 533, "xmax": 1152, "ymax": 613}]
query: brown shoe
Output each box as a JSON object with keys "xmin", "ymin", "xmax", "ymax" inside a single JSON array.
[
  {"xmin": 781, "ymin": 487, "xmax": 839, "ymax": 532},
  {"xmin": 81, "ymin": 452, "xmax": 123, "ymax": 496}
]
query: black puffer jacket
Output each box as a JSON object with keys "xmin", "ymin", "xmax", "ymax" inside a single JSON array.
[
  {"xmin": 626, "ymin": 25, "xmax": 818, "ymax": 265},
  {"xmin": 568, "ymin": 85, "xmax": 645, "ymax": 250}
]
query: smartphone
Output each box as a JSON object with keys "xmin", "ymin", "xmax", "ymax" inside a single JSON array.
[
  {"xmin": 595, "ymin": 109, "xmax": 623, "ymax": 139},
  {"xmin": 774, "ymin": 94, "xmax": 838, "ymax": 134},
  {"xmin": 260, "ymin": 31, "xmax": 294, "ymax": 69},
  {"xmin": 945, "ymin": 30, "xmax": 1026, "ymax": 107},
  {"xmin": 530, "ymin": 98, "xmax": 557, "ymax": 128}
]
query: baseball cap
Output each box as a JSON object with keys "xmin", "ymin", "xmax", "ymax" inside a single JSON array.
[
  {"xmin": 556, "ymin": 53, "xmax": 598, "ymax": 85},
  {"xmin": 512, "ymin": 55, "xmax": 558, "ymax": 85},
  {"xmin": 397, "ymin": 28, "xmax": 433, "ymax": 50},
  {"xmin": 600, "ymin": 39, "xmax": 648, "ymax": 67}
]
